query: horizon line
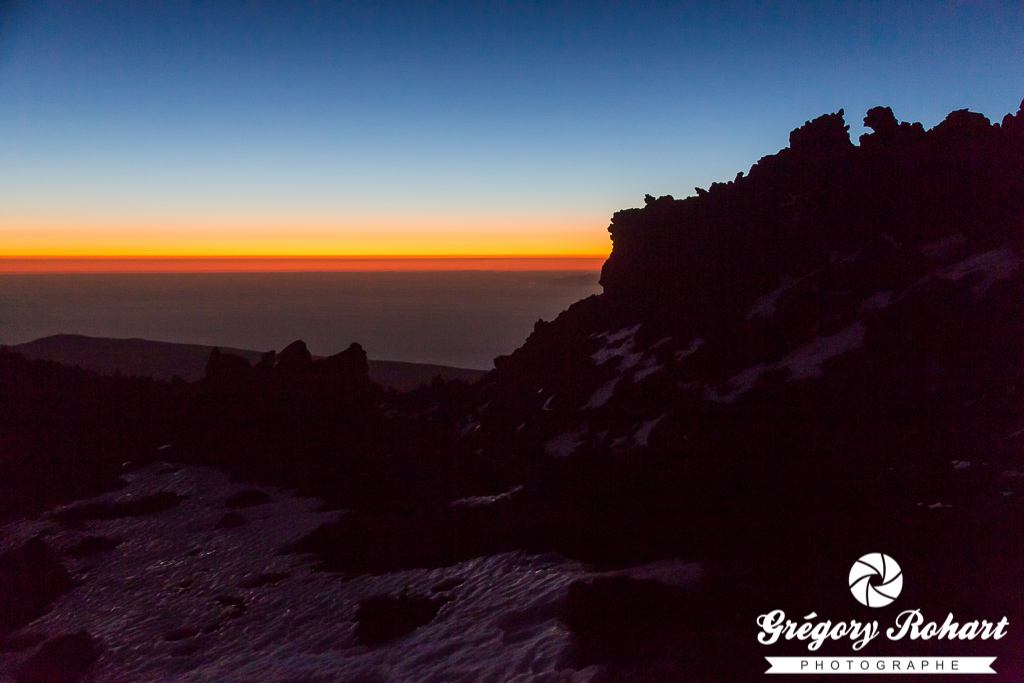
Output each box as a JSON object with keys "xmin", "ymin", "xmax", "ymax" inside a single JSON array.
[{"xmin": 0, "ymin": 255, "xmax": 609, "ymax": 273}]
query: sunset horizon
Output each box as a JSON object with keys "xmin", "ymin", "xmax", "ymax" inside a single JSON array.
[
  {"xmin": 0, "ymin": 254, "xmax": 609, "ymax": 273},
  {"xmin": 4, "ymin": 2, "xmax": 1020, "ymax": 267},
  {"xmin": 1, "ymin": 213, "xmax": 613, "ymax": 260}
]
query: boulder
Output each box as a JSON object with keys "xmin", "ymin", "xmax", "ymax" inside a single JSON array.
[
  {"xmin": 0, "ymin": 538, "xmax": 73, "ymax": 636},
  {"xmin": 354, "ymin": 594, "xmax": 446, "ymax": 646},
  {"xmin": 275, "ymin": 340, "xmax": 313, "ymax": 375},
  {"xmin": 14, "ymin": 631, "xmax": 98, "ymax": 683}
]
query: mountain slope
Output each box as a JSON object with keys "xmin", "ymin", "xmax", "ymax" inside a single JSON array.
[{"xmin": 438, "ymin": 102, "xmax": 1024, "ymax": 678}]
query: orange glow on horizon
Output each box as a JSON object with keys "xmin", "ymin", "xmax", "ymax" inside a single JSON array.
[
  {"xmin": 0, "ymin": 212, "xmax": 613, "ymax": 259},
  {"xmin": 0, "ymin": 256, "xmax": 608, "ymax": 273}
]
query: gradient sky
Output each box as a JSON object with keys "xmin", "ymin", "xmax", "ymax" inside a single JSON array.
[{"xmin": 1, "ymin": 0, "xmax": 1022, "ymax": 257}]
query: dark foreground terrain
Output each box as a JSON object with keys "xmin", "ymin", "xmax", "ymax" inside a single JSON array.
[
  {"xmin": 2, "ymin": 99, "xmax": 1024, "ymax": 681},
  {"xmin": 7, "ymin": 334, "xmax": 486, "ymax": 390}
]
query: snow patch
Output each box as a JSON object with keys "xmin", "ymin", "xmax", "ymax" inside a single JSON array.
[
  {"xmin": 859, "ymin": 291, "xmax": 894, "ymax": 313},
  {"xmin": 631, "ymin": 356, "xmax": 662, "ymax": 382},
  {"xmin": 674, "ymin": 338, "xmax": 704, "ymax": 362},
  {"xmin": 634, "ymin": 414, "xmax": 669, "ymax": 447},
  {"xmin": 706, "ymin": 322, "xmax": 866, "ymax": 403},
  {"xmin": 880, "ymin": 233, "xmax": 901, "ymax": 248},
  {"xmin": 618, "ymin": 350, "xmax": 645, "ymax": 371},
  {"xmin": 920, "ymin": 234, "xmax": 967, "ymax": 258},
  {"xmin": 544, "ymin": 428, "xmax": 587, "ymax": 458},
  {"xmin": 835, "ymin": 249, "xmax": 863, "ymax": 265},
  {"xmin": 590, "ymin": 323, "xmax": 664, "ymax": 383},
  {"xmin": 591, "ymin": 324, "xmax": 641, "ymax": 366},
  {"xmin": 602, "ymin": 559, "xmax": 703, "ymax": 589},
  {"xmin": 776, "ymin": 322, "xmax": 867, "ymax": 380},
  {"xmin": 746, "ymin": 264, "xmax": 838, "ymax": 320},
  {"xmin": 746, "ymin": 275, "xmax": 798, "ymax": 319},
  {"xmin": 603, "ymin": 324, "xmax": 641, "ymax": 345},
  {"xmin": 0, "ymin": 465, "xmax": 609, "ymax": 683},
  {"xmin": 449, "ymin": 485, "xmax": 524, "ymax": 509},
  {"xmin": 935, "ymin": 246, "xmax": 1022, "ymax": 293},
  {"xmin": 582, "ymin": 379, "xmax": 619, "ymax": 409},
  {"xmin": 705, "ymin": 364, "xmax": 768, "ymax": 404},
  {"xmin": 456, "ymin": 420, "xmax": 481, "ymax": 440}
]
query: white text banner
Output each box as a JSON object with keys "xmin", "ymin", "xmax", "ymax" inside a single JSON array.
[{"xmin": 765, "ymin": 657, "xmax": 995, "ymax": 674}]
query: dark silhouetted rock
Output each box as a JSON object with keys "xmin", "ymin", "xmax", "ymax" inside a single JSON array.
[
  {"xmin": 275, "ymin": 339, "xmax": 313, "ymax": 375},
  {"xmin": 318, "ymin": 342, "xmax": 369, "ymax": 386},
  {"xmin": 0, "ymin": 350, "xmax": 160, "ymax": 525},
  {"xmin": 0, "ymin": 631, "xmax": 46, "ymax": 652},
  {"xmin": 55, "ymin": 491, "xmax": 185, "ymax": 526},
  {"xmin": 429, "ymin": 578, "xmax": 464, "ymax": 593},
  {"xmin": 1002, "ymin": 98, "xmax": 1024, "ymax": 134},
  {"xmin": 788, "ymin": 109, "xmax": 852, "ymax": 157},
  {"xmin": 0, "ymin": 538, "xmax": 73, "ymax": 636},
  {"xmin": 14, "ymin": 631, "xmax": 97, "ymax": 683},
  {"xmin": 65, "ymin": 536, "xmax": 121, "ymax": 558},
  {"xmin": 566, "ymin": 576, "xmax": 697, "ymax": 662},
  {"xmin": 224, "ymin": 489, "xmax": 273, "ymax": 509},
  {"xmin": 354, "ymin": 594, "xmax": 446, "ymax": 646},
  {"xmin": 931, "ymin": 108, "xmax": 993, "ymax": 143},
  {"xmin": 8, "ymin": 334, "xmax": 484, "ymax": 388},
  {"xmin": 449, "ymin": 98, "xmax": 1024, "ymax": 678},
  {"xmin": 255, "ymin": 349, "xmax": 277, "ymax": 373},
  {"xmin": 214, "ymin": 512, "xmax": 247, "ymax": 529},
  {"xmin": 863, "ymin": 105, "xmax": 898, "ymax": 136},
  {"xmin": 203, "ymin": 347, "xmax": 252, "ymax": 383},
  {"xmin": 238, "ymin": 572, "xmax": 290, "ymax": 589},
  {"xmin": 162, "ymin": 626, "xmax": 199, "ymax": 642}
]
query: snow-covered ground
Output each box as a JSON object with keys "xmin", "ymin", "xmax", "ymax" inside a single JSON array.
[{"xmin": 0, "ymin": 463, "xmax": 689, "ymax": 682}]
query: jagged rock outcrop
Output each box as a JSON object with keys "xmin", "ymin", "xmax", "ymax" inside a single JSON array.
[
  {"xmin": 0, "ymin": 349, "xmax": 177, "ymax": 524},
  {"xmin": 286, "ymin": 101, "xmax": 1024, "ymax": 595},
  {"xmin": 597, "ymin": 102, "xmax": 1023, "ymax": 325},
  {"xmin": 181, "ymin": 339, "xmax": 385, "ymax": 503},
  {"xmin": 281, "ymin": 101, "xmax": 1024, "ymax": 578},
  {"xmin": 274, "ymin": 339, "xmax": 313, "ymax": 375},
  {"xmin": 482, "ymin": 101, "xmax": 1024, "ymax": 466},
  {"xmin": 457, "ymin": 101, "xmax": 1024, "ymax": 676},
  {"xmin": 0, "ymin": 538, "xmax": 73, "ymax": 636}
]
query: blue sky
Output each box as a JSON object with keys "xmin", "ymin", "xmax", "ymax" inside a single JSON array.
[{"xmin": 1, "ymin": 0, "xmax": 1022, "ymax": 255}]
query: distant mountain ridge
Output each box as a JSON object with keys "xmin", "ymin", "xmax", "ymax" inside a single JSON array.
[{"xmin": 6, "ymin": 334, "xmax": 485, "ymax": 391}]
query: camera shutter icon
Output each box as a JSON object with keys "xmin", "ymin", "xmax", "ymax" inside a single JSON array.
[{"xmin": 849, "ymin": 553, "xmax": 903, "ymax": 608}]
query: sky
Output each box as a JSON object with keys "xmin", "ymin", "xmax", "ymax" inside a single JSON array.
[{"xmin": 1, "ymin": 0, "xmax": 1022, "ymax": 260}]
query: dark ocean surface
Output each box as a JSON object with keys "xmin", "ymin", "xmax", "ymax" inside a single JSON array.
[{"xmin": 0, "ymin": 271, "xmax": 603, "ymax": 369}]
